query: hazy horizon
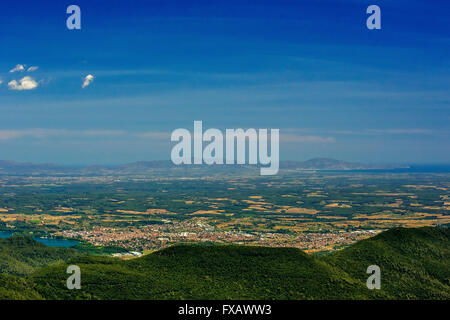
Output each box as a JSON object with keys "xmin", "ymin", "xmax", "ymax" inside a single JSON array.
[{"xmin": 1, "ymin": 157, "xmax": 450, "ymax": 167}]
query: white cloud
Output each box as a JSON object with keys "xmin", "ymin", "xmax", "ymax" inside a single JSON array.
[
  {"xmin": 281, "ymin": 134, "xmax": 335, "ymax": 143},
  {"xmin": 82, "ymin": 74, "xmax": 94, "ymax": 88},
  {"xmin": 27, "ymin": 66, "xmax": 39, "ymax": 72},
  {"xmin": 0, "ymin": 79, "xmax": 3, "ymax": 85},
  {"xmin": 0, "ymin": 128, "xmax": 336, "ymax": 145},
  {"xmin": 318, "ymin": 128, "xmax": 440, "ymax": 136},
  {"xmin": 9, "ymin": 64, "xmax": 25, "ymax": 73},
  {"xmin": 135, "ymin": 132, "xmax": 170, "ymax": 139},
  {"xmin": 8, "ymin": 77, "xmax": 39, "ymax": 91},
  {"xmin": 81, "ymin": 130, "xmax": 125, "ymax": 136},
  {"xmin": 367, "ymin": 129, "xmax": 434, "ymax": 135},
  {"xmin": 0, "ymin": 129, "xmax": 125, "ymax": 140},
  {"xmin": 0, "ymin": 129, "xmax": 177, "ymax": 142},
  {"xmin": 8, "ymin": 76, "xmax": 39, "ymax": 91}
]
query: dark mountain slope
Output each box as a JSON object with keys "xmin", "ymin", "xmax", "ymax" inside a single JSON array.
[
  {"xmin": 0, "ymin": 227, "xmax": 448, "ymax": 299},
  {"xmin": 29, "ymin": 245, "xmax": 368, "ymax": 300},
  {"xmin": 0, "ymin": 236, "xmax": 80, "ymax": 276},
  {"xmin": 324, "ymin": 227, "xmax": 450, "ymax": 299},
  {"xmin": 0, "ymin": 274, "xmax": 42, "ymax": 300}
]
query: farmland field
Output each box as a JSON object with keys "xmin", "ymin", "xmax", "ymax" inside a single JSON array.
[{"xmin": 1, "ymin": 167, "xmax": 448, "ymax": 253}]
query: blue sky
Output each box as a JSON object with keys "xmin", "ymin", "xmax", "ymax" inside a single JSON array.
[{"xmin": 0, "ymin": 0, "xmax": 449, "ymax": 164}]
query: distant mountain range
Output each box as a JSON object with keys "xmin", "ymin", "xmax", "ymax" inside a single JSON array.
[
  {"xmin": 281, "ymin": 158, "xmax": 408, "ymax": 170},
  {"xmin": 0, "ymin": 158, "xmax": 410, "ymax": 175}
]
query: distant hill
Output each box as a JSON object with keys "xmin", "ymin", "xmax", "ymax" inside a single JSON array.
[
  {"xmin": 0, "ymin": 160, "xmax": 65, "ymax": 175},
  {"xmin": 281, "ymin": 158, "xmax": 407, "ymax": 170},
  {"xmin": 118, "ymin": 158, "xmax": 408, "ymax": 171},
  {"xmin": 0, "ymin": 158, "xmax": 408, "ymax": 175},
  {"xmin": 0, "ymin": 227, "xmax": 448, "ymax": 300}
]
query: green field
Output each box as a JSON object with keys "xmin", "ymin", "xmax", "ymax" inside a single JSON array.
[{"xmin": 1, "ymin": 170, "xmax": 449, "ymax": 252}]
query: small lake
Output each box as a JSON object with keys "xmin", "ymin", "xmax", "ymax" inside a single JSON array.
[
  {"xmin": 0, "ymin": 231, "xmax": 13, "ymax": 238},
  {"xmin": 0, "ymin": 231, "xmax": 79, "ymax": 247},
  {"xmin": 34, "ymin": 237, "xmax": 80, "ymax": 248}
]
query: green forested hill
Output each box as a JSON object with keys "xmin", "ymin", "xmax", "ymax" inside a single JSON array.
[
  {"xmin": 324, "ymin": 227, "xmax": 450, "ymax": 299},
  {"xmin": 0, "ymin": 236, "xmax": 80, "ymax": 276},
  {"xmin": 29, "ymin": 245, "xmax": 370, "ymax": 300},
  {"xmin": 0, "ymin": 274, "xmax": 42, "ymax": 300},
  {"xmin": 0, "ymin": 227, "xmax": 448, "ymax": 300}
]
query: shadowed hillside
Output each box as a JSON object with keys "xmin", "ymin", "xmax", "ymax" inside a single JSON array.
[
  {"xmin": 0, "ymin": 236, "xmax": 80, "ymax": 276},
  {"xmin": 324, "ymin": 227, "xmax": 450, "ymax": 299},
  {"xmin": 0, "ymin": 227, "xmax": 448, "ymax": 300}
]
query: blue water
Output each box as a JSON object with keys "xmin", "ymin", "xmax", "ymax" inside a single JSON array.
[
  {"xmin": 0, "ymin": 231, "xmax": 13, "ymax": 238},
  {"xmin": 34, "ymin": 237, "xmax": 80, "ymax": 248},
  {"xmin": 0, "ymin": 231, "xmax": 79, "ymax": 247}
]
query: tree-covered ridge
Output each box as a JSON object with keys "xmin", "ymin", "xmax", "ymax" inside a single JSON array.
[
  {"xmin": 0, "ymin": 227, "xmax": 448, "ymax": 300},
  {"xmin": 0, "ymin": 236, "xmax": 80, "ymax": 276},
  {"xmin": 324, "ymin": 227, "xmax": 450, "ymax": 299}
]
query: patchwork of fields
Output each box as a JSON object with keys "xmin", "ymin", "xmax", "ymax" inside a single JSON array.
[{"xmin": 0, "ymin": 170, "xmax": 448, "ymax": 252}]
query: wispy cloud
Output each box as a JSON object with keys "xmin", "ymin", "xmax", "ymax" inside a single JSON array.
[
  {"xmin": 280, "ymin": 134, "xmax": 335, "ymax": 143},
  {"xmin": 135, "ymin": 131, "xmax": 170, "ymax": 139},
  {"xmin": 0, "ymin": 129, "xmax": 125, "ymax": 140},
  {"xmin": 284, "ymin": 128, "xmax": 446, "ymax": 136},
  {"xmin": 366, "ymin": 129, "xmax": 436, "ymax": 135},
  {"xmin": 324, "ymin": 128, "xmax": 444, "ymax": 136},
  {"xmin": 9, "ymin": 64, "xmax": 25, "ymax": 73},
  {"xmin": 135, "ymin": 130, "xmax": 334, "ymax": 144},
  {"xmin": 27, "ymin": 66, "xmax": 39, "ymax": 72},
  {"xmin": 82, "ymin": 74, "xmax": 94, "ymax": 88},
  {"xmin": 0, "ymin": 129, "xmax": 170, "ymax": 141},
  {"xmin": 0, "ymin": 128, "xmax": 336, "ymax": 147},
  {"xmin": 8, "ymin": 76, "xmax": 39, "ymax": 91}
]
